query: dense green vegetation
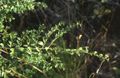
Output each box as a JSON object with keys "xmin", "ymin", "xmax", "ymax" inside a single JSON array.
[{"xmin": 0, "ymin": 0, "xmax": 120, "ymax": 78}]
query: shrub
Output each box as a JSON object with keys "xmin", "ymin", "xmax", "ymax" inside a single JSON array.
[{"xmin": 0, "ymin": 0, "xmax": 110, "ymax": 78}]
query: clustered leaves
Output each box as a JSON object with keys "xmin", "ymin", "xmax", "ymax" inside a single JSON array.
[
  {"xmin": 0, "ymin": 0, "xmax": 110, "ymax": 78},
  {"xmin": 0, "ymin": 0, "xmax": 36, "ymax": 32},
  {"xmin": 0, "ymin": 23, "xmax": 109, "ymax": 78}
]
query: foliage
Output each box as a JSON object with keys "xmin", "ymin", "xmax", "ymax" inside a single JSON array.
[
  {"xmin": 0, "ymin": 0, "xmax": 47, "ymax": 32},
  {"xmin": 0, "ymin": 22, "xmax": 109, "ymax": 78},
  {"xmin": 0, "ymin": 0, "xmax": 119, "ymax": 78},
  {"xmin": 0, "ymin": 0, "xmax": 34, "ymax": 32}
]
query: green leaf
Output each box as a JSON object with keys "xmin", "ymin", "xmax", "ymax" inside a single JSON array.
[{"xmin": 10, "ymin": 48, "xmax": 15, "ymax": 57}]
